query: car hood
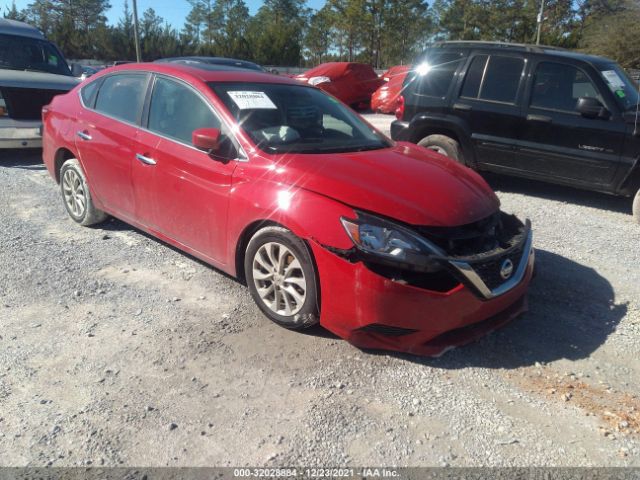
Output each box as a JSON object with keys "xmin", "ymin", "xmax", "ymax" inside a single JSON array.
[
  {"xmin": 0, "ymin": 69, "xmax": 79, "ymax": 90},
  {"xmin": 273, "ymin": 142, "xmax": 500, "ymax": 227}
]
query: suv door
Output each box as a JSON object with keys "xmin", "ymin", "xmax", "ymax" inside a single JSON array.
[
  {"xmin": 75, "ymin": 72, "xmax": 150, "ymax": 220},
  {"xmin": 515, "ymin": 60, "xmax": 625, "ymax": 187},
  {"xmin": 452, "ymin": 53, "xmax": 527, "ymax": 168},
  {"xmin": 133, "ymin": 75, "xmax": 238, "ymax": 264}
]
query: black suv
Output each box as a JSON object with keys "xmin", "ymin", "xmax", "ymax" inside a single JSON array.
[{"xmin": 391, "ymin": 41, "xmax": 640, "ymax": 223}]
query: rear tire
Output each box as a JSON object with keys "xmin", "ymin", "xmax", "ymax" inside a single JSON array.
[
  {"xmin": 418, "ymin": 134, "xmax": 465, "ymax": 165},
  {"xmin": 60, "ymin": 159, "xmax": 108, "ymax": 227},
  {"xmin": 244, "ymin": 226, "xmax": 319, "ymax": 330},
  {"xmin": 633, "ymin": 188, "xmax": 640, "ymax": 225}
]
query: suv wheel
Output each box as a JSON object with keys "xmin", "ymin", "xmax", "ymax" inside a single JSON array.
[
  {"xmin": 633, "ymin": 188, "xmax": 640, "ymax": 224},
  {"xmin": 418, "ymin": 134, "xmax": 465, "ymax": 165},
  {"xmin": 244, "ymin": 226, "xmax": 319, "ymax": 330},
  {"xmin": 60, "ymin": 159, "xmax": 108, "ymax": 226}
]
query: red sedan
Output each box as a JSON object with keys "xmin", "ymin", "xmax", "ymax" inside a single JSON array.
[
  {"xmin": 371, "ymin": 65, "xmax": 410, "ymax": 114},
  {"xmin": 295, "ymin": 62, "xmax": 384, "ymax": 109},
  {"xmin": 42, "ymin": 63, "xmax": 534, "ymax": 356}
]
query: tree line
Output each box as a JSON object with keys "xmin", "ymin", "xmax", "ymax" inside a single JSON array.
[{"xmin": 3, "ymin": 0, "xmax": 639, "ymax": 69}]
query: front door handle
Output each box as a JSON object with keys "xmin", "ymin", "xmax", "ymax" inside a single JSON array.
[
  {"xmin": 453, "ymin": 103, "xmax": 472, "ymax": 111},
  {"xmin": 136, "ymin": 153, "xmax": 156, "ymax": 165},
  {"xmin": 526, "ymin": 114, "xmax": 552, "ymax": 124},
  {"xmin": 76, "ymin": 131, "xmax": 92, "ymax": 141}
]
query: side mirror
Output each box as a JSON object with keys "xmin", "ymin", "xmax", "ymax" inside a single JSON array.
[
  {"xmin": 192, "ymin": 128, "xmax": 221, "ymax": 153},
  {"xmin": 576, "ymin": 96, "xmax": 610, "ymax": 119},
  {"xmin": 71, "ymin": 63, "xmax": 83, "ymax": 77}
]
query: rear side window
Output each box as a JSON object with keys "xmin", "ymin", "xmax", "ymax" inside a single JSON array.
[
  {"xmin": 148, "ymin": 76, "xmax": 221, "ymax": 146},
  {"xmin": 460, "ymin": 55, "xmax": 524, "ymax": 104},
  {"xmin": 94, "ymin": 74, "xmax": 148, "ymax": 124},
  {"xmin": 531, "ymin": 62, "xmax": 603, "ymax": 112},
  {"xmin": 413, "ymin": 52, "xmax": 464, "ymax": 98},
  {"xmin": 80, "ymin": 80, "xmax": 99, "ymax": 107}
]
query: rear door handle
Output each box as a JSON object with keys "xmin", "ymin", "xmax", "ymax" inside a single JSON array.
[
  {"xmin": 453, "ymin": 103, "xmax": 472, "ymax": 111},
  {"xmin": 76, "ymin": 131, "xmax": 92, "ymax": 141},
  {"xmin": 136, "ymin": 153, "xmax": 156, "ymax": 165},
  {"xmin": 526, "ymin": 114, "xmax": 552, "ymax": 124}
]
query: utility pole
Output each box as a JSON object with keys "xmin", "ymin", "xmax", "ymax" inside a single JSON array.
[
  {"xmin": 535, "ymin": 0, "xmax": 545, "ymax": 45},
  {"xmin": 132, "ymin": 0, "xmax": 141, "ymax": 62}
]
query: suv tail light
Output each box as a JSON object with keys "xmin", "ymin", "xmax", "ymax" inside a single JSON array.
[{"xmin": 395, "ymin": 95, "xmax": 405, "ymax": 120}]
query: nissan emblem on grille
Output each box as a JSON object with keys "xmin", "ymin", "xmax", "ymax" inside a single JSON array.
[{"xmin": 500, "ymin": 258, "xmax": 514, "ymax": 280}]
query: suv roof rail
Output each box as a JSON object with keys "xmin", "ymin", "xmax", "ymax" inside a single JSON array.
[{"xmin": 429, "ymin": 40, "xmax": 567, "ymax": 54}]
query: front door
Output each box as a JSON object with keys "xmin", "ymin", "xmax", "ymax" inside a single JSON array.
[
  {"xmin": 132, "ymin": 75, "xmax": 237, "ymax": 264},
  {"xmin": 515, "ymin": 60, "xmax": 625, "ymax": 187}
]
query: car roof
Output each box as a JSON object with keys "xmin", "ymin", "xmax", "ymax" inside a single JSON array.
[
  {"xmin": 105, "ymin": 62, "xmax": 303, "ymax": 86},
  {"xmin": 426, "ymin": 41, "xmax": 616, "ymax": 66},
  {"xmin": 156, "ymin": 56, "xmax": 264, "ymax": 71},
  {"xmin": 0, "ymin": 18, "xmax": 45, "ymax": 40}
]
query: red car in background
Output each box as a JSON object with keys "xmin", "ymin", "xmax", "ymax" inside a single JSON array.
[
  {"xmin": 371, "ymin": 65, "xmax": 411, "ymax": 114},
  {"xmin": 295, "ymin": 62, "xmax": 384, "ymax": 109},
  {"xmin": 42, "ymin": 63, "xmax": 534, "ymax": 356}
]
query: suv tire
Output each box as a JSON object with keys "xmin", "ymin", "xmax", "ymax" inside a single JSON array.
[
  {"xmin": 418, "ymin": 134, "xmax": 465, "ymax": 165},
  {"xmin": 633, "ymin": 188, "xmax": 640, "ymax": 225},
  {"xmin": 60, "ymin": 159, "xmax": 108, "ymax": 226}
]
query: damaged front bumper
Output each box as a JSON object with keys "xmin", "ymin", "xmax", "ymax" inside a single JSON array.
[{"xmin": 310, "ymin": 215, "xmax": 534, "ymax": 356}]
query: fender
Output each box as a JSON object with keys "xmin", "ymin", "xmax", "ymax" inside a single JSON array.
[
  {"xmin": 407, "ymin": 113, "xmax": 478, "ymax": 168},
  {"xmin": 616, "ymin": 154, "xmax": 640, "ymax": 196},
  {"xmin": 226, "ymin": 168, "xmax": 357, "ymax": 277}
]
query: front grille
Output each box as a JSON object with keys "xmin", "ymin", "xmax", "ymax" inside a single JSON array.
[
  {"xmin": 416, "ymin": 212, "xmax": 528, "ymax": 294},
  {"xmin": 1, "ymin": 87, "xmax": 68, "ymax": 120},
  {"xmin": 358, "ymin": 324, "xmax": 418, "ymax": 336},
  {"xmin": 468, "ymin": 246, "xmax": 525, "ymax": 290}
]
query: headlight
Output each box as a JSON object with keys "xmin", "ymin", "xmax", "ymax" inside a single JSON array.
[
  {"xmin": 340, "ymin": 212, "xmax": 443, "ymax": 272},
  {"xmin": 308, "ymin": 76, "xmax": 331, "ymax": 86}
]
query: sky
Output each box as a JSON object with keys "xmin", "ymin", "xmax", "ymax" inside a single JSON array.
[{"xmin": 10, "ymin": 0, "xmax": 327, "ymax": 28}]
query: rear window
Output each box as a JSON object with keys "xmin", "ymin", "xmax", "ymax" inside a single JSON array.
[
  {"xmin": 460, "ymin": 55, "xmax": 524, "ymax": 104},
  {"xmin": 411, "ymin": 52, "xmax": 464, "ymax": 98},
  {"xmin": 80, "ymin": 80, "xmax": 100, "ymax": 107},
  {"xmin": 94, "ymin": 74, "xmax": 148, "ymax": 124}
]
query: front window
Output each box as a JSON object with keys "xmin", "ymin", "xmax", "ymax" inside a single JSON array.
[
  {"xmin": 0, "ymin": 33, "xmax": 71, "ymax": 76},
  {"xmin": 597, "ymin": 64, "xmax": 639, "ymax": 111},
  {"xmin": 530, "ymin": 62, "xmax": 604, "ymax": 113},
  {"xmin": 210, "ymin": 82, "xmax": 391, "ymax": 154}
]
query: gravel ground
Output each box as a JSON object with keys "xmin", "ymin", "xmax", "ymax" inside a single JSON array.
[{"xmin": 1, "ymin": 113, "xmax": 639, "ymax": 467}]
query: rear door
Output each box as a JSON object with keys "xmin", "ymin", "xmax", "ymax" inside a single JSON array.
[
  {"xmin": 132, "ymin": 75, "xmax": 238, "ymax": 263},
  {"xmin": 452, "ymin": 53, "xmax": 527, "ymax": 168},
  {"xmin": 75, "ymin": 72, "xmax": 150, "ymax": 220},
  {"xmin": 515, "ymin": 60, "xmax": 625, "ymax": 187}
]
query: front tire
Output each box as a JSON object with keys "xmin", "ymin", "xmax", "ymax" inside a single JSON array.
[
  {"xmin": 244, "ymin": 226, "xmax": 319, "ymax": 330},
  {"xmin": 418, "ymin": 134, "xmax": 465, "ymax": 165},
  {"xmin": 633, "ymin": 188, "xmax": 640, "ymax": 225},
  {"xmin": 60, "ymin": 159, "xmax": 108, "ymax": 226}
]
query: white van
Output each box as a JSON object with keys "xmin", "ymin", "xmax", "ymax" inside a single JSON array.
[{"xmin": 0, "ymin": 19, "xmax": 79, "ymax": 148}]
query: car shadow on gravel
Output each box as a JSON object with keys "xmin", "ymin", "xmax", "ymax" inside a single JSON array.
[
  {"xmin": 373, "ymin": 249, "xmax": 627, "ymax": 369},
  {"xmin": 484, "ymin": 173, "xmax": 631, "ymax": 215},
  {"xmin": 0, "ymin": 149, "xmax": 45, "ymax": 171}
]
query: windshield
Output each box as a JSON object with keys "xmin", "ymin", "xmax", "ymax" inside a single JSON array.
[
  {"xmin": 597, "ymin": 64, "xmax": 639, "ymax": 111},
  {"xmin": 210, "ymin": 82, "xmax": 391, "ymax": 154},
  {"xmin": 0, "ymin": 33, "xmax": 71, "ymax": 76}
]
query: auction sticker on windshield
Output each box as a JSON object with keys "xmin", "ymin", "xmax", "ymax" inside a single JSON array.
[
  {"xmin": 228, "ymin": 91, "xmax": 277, "ymax": 110},
  {"xmin": 602, "ymin": 70, "xmax": 626, "ymax": 89}
]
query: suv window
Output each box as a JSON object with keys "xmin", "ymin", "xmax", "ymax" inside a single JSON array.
[
  {"xmin": 148, "ymin": 76, "xmax": 221, "ymax": 146},
  {"xmin": 461, "ymin": 55, "xmax": 524, "ymax": 103},
  {"xmin": 414, "ymin": 52, "xmax": 464, "ymax": 98},
  {"xmin": 94, "ymin": 74, "xmax": 148, "ymax": 124},
  {"xmin": 531, "ymin": 62, "xmax": 603, "ymax": 112},
  {"xmin": 0, "ymin": 33, "xmax": 71, "ymax": 76}
]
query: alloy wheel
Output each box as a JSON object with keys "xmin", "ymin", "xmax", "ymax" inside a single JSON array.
[
  {"xmin": 252, "ymin": 242, "xmax": 307, "ymax": 316},
  {"xmin": 62, "ymin": 169, "xmax": 86, "ymax": 218}
]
